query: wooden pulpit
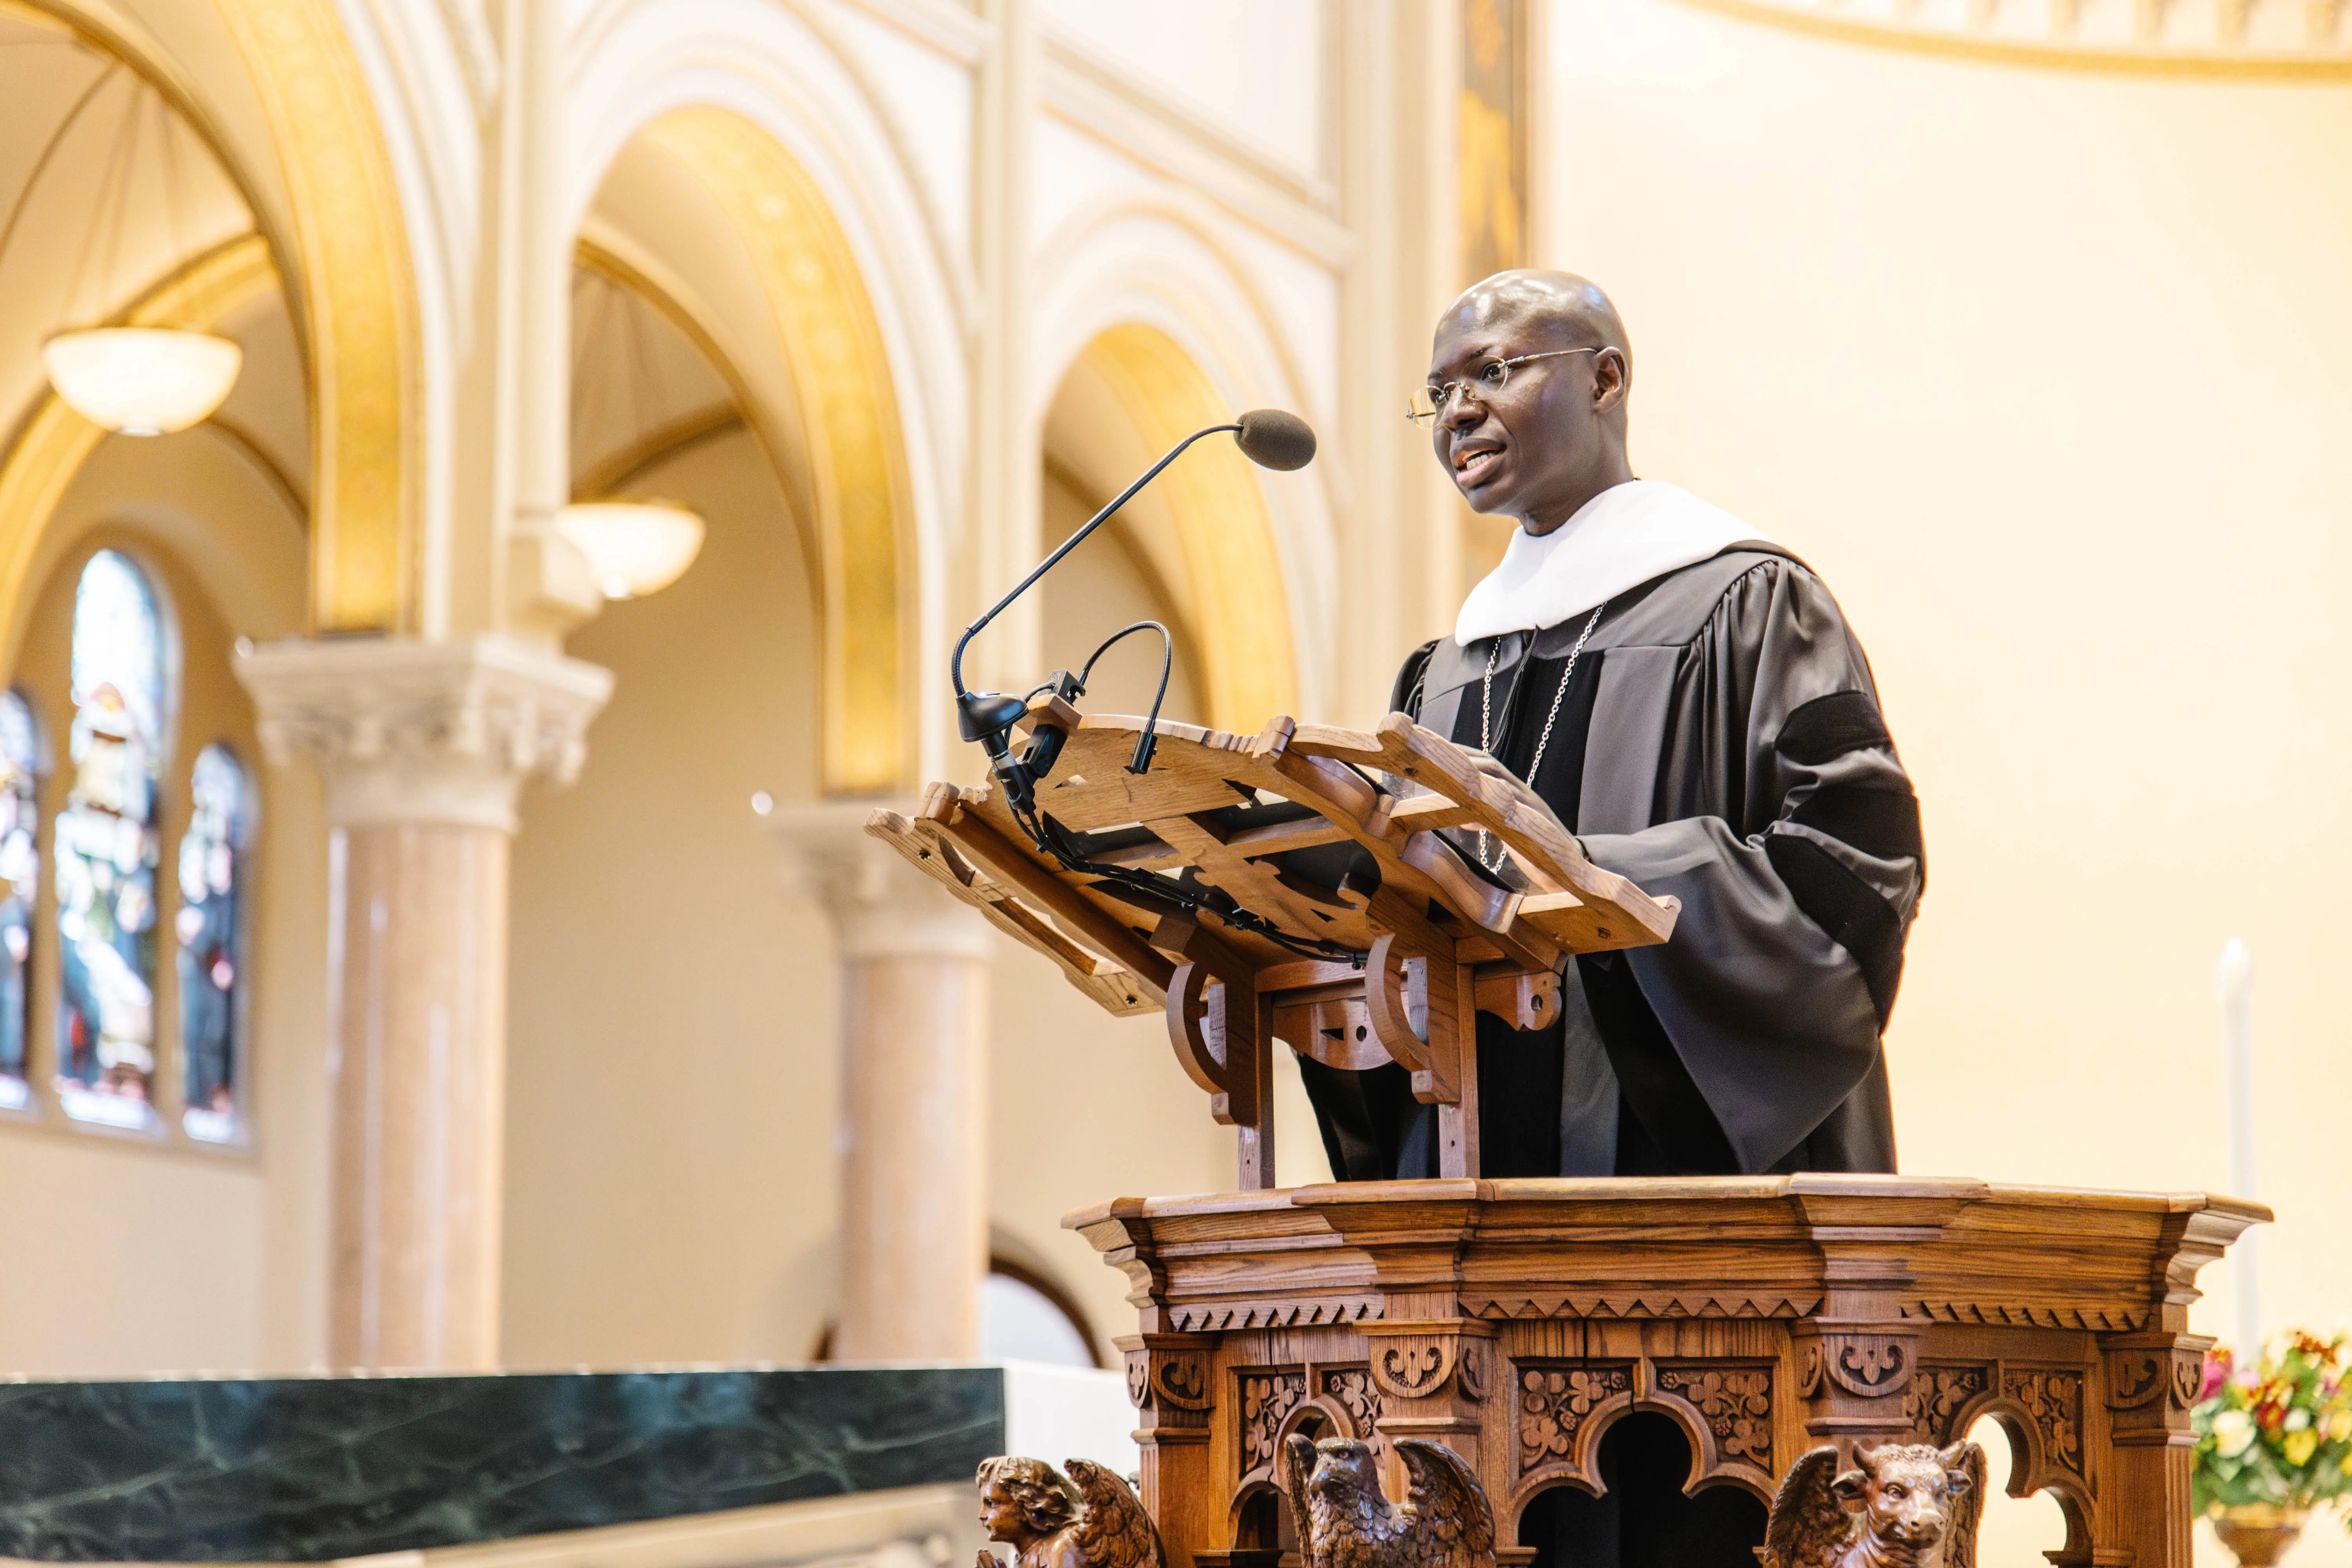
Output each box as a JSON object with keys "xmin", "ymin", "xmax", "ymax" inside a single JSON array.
[
  {"xmin": 866, "ymin": 703, "xmax": 1677, "ymax": 1186},
  {"xmin": 868, "ymin": 703, "xmax": 2264, "ymax": 1568}
]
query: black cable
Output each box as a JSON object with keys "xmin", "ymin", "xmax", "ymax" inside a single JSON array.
[
  {"xmin": 1004, "ymin": 790, "xmax": 1366, "ymax": 966},
  {"xmin": 1074, "ymin": 620, "xmax": 1171, "ymax": 776}
]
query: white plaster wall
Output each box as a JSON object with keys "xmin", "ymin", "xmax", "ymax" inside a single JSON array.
[{"xmin": 1038, "ymin": 0, "xmax": 1326, "ymax": 177}]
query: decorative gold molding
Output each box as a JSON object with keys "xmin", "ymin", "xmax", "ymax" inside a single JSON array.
[
  {"xmin": 1664, "ymin": 0, "xmax": 2352, "ymax": 78},
  {"xmin": 0, "ymin": 234, "xmax": 279, "ymax": 657},
  {"xmin": 642, "ymin": 107, "xmax": 915, "ymax": 797},
  {"xmin": 216, "ymin": 0, "xmax": 419, "ymax": 630},
  {"xmin": 1078, "ymin": 323, "xmax": 1298, "ymax": 731}
]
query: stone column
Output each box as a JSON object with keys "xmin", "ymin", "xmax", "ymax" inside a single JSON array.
[
  {"xmin": 239, "ymin": 635, "xmax": 612, "ymax": 1369},
  {"xmin": 772, "ymin": 805, "xmax": 990, "ymax": 1361}
]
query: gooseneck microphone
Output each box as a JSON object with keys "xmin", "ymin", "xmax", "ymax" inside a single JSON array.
[
  {"xmin": 1232, "ymin": 407, "xmax": 1316, "ymax": 472},
  {"xmin": 949, "ymin": 409, "xmax": 1359, "ymax": 965},
  {"xmin": 949, "ymin": 410, "xmax": 1318, "ymax": 810}
]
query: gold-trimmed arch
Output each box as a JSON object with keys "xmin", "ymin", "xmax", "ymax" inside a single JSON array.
[
  {"xmin": 1070, "ymin": 323, "xmax": 1297, "ymax": 730},
  {"xmin": 206, "ymin": 0, "xmax": 416, "ymax": 630},
  {"xmin": 4, "ymin": 0, "xmax": 411, "ymax": 632},
  {"xmin": 0, "ymin": 233, "xmax": 279, "ymax": 663},
  {"xmin": 639, "ymin": 106, "xmax": 913, "ymax": 797}
]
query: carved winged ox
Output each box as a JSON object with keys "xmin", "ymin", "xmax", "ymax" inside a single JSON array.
[
  {"xmin": 975, "ymin": 1455, "xmax": 1164, "ymax": 1568},
  {"xmin": 1759, "ymin": 1442, "xmax": 1987, "ymax": 1568},
  {"xmin": 1281, "ymin": 1434, "xmax": 1496, "ymax": 1568}
]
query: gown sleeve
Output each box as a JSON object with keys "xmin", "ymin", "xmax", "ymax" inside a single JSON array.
[{"xmin": 1573, "ymin": 557, "xmax": 1922, "ymax": 1172}]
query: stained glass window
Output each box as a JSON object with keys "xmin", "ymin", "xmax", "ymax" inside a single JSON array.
[
  {"xmin": 0, "ymin": 690, "xmax": 38, "ymax": 1111},
  {"xmin": 54, "ymin": 550, "xmax": 165, "ymax": 1129},
  {"xmin": 178, "ymin": 743, "xmax": 248, "ymax": 1143}
]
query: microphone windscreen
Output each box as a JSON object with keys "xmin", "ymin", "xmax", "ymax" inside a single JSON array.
[{"xmin": 1234, "ymin": 408, "xmax": 1316, "ymax": 471}]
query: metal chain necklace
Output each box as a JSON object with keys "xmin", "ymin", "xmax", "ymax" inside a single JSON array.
[{"xmin": 1476, "ymin": 599, "xmax": 1609, "ymax": 874}]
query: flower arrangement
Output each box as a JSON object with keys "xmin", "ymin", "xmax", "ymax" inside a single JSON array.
[{"xmin": 2192, "ymin": 1333, "xmax": 2352, "ymax": 1527}]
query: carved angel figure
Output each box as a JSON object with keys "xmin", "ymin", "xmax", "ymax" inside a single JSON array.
[
  {"xmin": 1280, "ymin": 1434, "xmax": 1496, "ymax": 1568},
  {"xmin": 1759, "ymin": 1442, "xmax": 1987, "ymax": 1568},
  {"xmin": 976, "ymin": 1456, "xmax": 1164, "ymax": 1568}
]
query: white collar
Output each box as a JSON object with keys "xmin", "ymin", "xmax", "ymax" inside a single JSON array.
[{"xmin": 1453, "ymin": 479, "xmax": 1771, "ymax": 644}]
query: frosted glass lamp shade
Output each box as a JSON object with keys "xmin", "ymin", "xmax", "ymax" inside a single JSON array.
[
  {"xmin": 554, "ymin": 500, "xmax": 706, "ymax": 600},
  {"xmin": 42, "ymin": 328, "xmax": 243, "ymax": 436}
]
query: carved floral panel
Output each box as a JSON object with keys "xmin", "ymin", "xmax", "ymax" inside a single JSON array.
[
  {"xmin": 1656, "ymin": 1365, "xmax": 1773, "ymax": 1470},
  {"xmin": 1516, "ymin": 1363, "xmax": 1632, "ymax": 1475},
  {"xmin": 1324, "ymin": 1367, "xmax": 1384, "ymax": 1440},
  {"xmin": 1240, "ymin": 1370, "xmax": 1307, "ymax": 1475},
  {"xmin": 2005, "ymin": 1368, "xmax": 2087, "ymax": 1479},
  {"xmin": 1905, "ymin": 1365, "xmax": 1991, "ymax": 1445}
]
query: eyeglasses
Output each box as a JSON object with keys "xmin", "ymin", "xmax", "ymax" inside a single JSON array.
[{"xmin": 1407, "ymin": 347, "xmax": 1609, "ymax": 424}]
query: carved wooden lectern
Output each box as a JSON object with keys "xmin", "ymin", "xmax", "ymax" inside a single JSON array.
[
  {"xmin": 867, "ymin": 706, "xmax": 1677, "ymax": 1186},
  {"xmin": 866, "ymin": 706, "xmax": 2264, "ymax": 1568}
]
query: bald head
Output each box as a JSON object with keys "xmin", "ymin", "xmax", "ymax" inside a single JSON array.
[
  {"xmin": 1426, "ymin": 270, "xmax": 1635, "ymax": 535},
  {"xmin": 1445, "ymin": 270, "xmax": 1631, "ymax": 373}
]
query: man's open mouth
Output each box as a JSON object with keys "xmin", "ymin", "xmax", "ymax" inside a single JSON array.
[{"xmin": 1452, "ymin": 441, "xmax": 1503, "ymax": 486}]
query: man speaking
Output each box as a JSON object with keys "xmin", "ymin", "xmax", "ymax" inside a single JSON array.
[{"xmin": 1299, "ymin": 271, "xmax": 1923, "ymax": 1180}]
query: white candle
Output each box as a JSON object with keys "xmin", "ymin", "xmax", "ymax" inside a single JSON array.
[{"xmin": 2214, "ymin": 937, "xmax": 2260, "ymax": 1358}]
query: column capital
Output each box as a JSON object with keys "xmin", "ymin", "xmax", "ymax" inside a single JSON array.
[
  {"xmin": 235, "ymin": 634, "xmax": 614, "ymax": 832},
  {"xmin": 769, "ymin": 801, "xmax": 991, "ymax": 962}
]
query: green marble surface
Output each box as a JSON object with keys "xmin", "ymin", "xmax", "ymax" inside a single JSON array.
[{"xmin": 0, "ymin": 1366, "xmax": 1002, "ymax": 1562}]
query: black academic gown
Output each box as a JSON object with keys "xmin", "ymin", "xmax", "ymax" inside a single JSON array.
[{"xmin": 1298, "ymin": 544, "xmax": 1921, "ymax": 1180}]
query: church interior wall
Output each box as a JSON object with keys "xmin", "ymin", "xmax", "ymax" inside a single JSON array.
[
  {"xmin": 1540, "ymin": 0, "xmax": 2352, "ymax": 1410},
  {"xmin": 504, "ymin": 425, "xmax": 837, "ymax": 1368},
  {"xmin": 0, "ymin": 2, "xmax": 2333, "ymax": 1561},
  {"xmin": 0, "ymin": 411, "xmax": 325, "ymax": 1377},
  {"xmin": 1038, "ymin": 0, "xmax": 1328, "ymax": 183}
]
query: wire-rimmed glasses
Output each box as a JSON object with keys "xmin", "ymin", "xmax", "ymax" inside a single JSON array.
[{"xmin": 1407, "ymin": 347, "xmax": 1607, "ymax": 424}]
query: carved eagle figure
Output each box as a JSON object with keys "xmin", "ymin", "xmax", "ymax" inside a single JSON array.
[
  {"xmin": 1759, "ymin": 1442, "xmax": 1987, "ymax": 1568},
  {"xmin": 1280, "ymin": 1434, "xmax": 1496, "ymax": 1568}
]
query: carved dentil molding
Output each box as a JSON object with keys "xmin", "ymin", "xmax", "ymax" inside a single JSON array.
[
  {"xmin": 236, "ymin": 634, "xmax": 615, "ymax": 832},
  {"xmin": 768, "ymin": 801, "xmax": 991, "ymax": 962}
]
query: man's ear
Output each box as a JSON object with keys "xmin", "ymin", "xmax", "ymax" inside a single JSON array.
[{"xmin": 1591, "ymin": 348, "xmax": 1630, "ymax": 414}]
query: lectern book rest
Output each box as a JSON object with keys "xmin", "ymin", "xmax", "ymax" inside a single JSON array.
[{"xmin": 867, "ymin": 703, "xmax": 1677, "ymax": 1188}]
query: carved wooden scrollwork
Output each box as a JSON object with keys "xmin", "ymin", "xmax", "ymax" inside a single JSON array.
[
  {"xmin": 2005, "ymin": 1368, "xmax": 2088, "ymax": 1480},
  {"xmin": 1457, "ymin": 1343, "xmax": 1489, "ymax": 1403},
  {"xmin": 1823, "ymin": 1334, "xmax": 1911, "ymax": 1397},
  {"xmin": 1240, "ymin": 1371, "xmax": 1307, "ymax": 1475},
  {"xmin": 1155, "ymin": 1351, "xmax": 1211, "ymax": 1410},
  {"xmin": 2106, "ymin": 1349, "xmax": 2167, "ymax": 1410},
  {"xmin": 1796, "ymin": 1341, "xmax": 1824, "ymax": 1397},
  {"xmin": 2171, "ymin": 1350, "xmax": 2208, "ymax": 1411},
  {"xmin": 1904, "ymin": 1364, "xmax": 1991, "ymax": 1445},
  {"xmin": 1375, "ymin": 1339, "xmax": 1456, "ymax": 1399},
  {"xmin": 1125, "ymin": 1345, "xmax": 1212, "ymax": 1412},
  {"xmin": 1516, "ymin": 1363, "xmax": 1632, "ymax": 1475},
  {"xmin": 1655, "ymin": 1365, "xmax": 1773, "ymax": 1470}
]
